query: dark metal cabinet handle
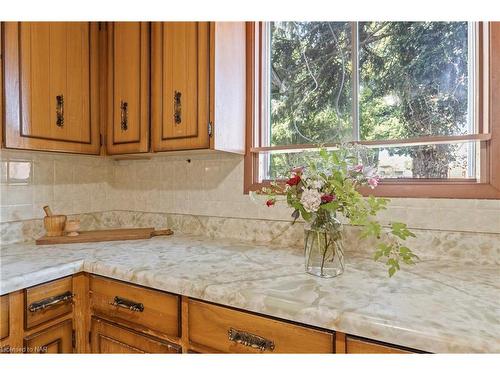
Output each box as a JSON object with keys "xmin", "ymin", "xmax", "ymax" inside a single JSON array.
[
  {"xmin": 56, "ymin": 94, "xmax": 64, "ymax": 127},
  {"xmin": 28, "ymin": 291, "xmax": 74, "ymax": 313},
  {"xmin": 174, "ymin": 91, "xmax": 182, "ymax": 124},
  {"xmin": 228, "ymin": 328, "xmax": 275, "ymax": 352},
  {"xmin": 109, "ymin": 296, "xmax": 144, "ymax": 312},
  {"xmin": 120, "ymin": 100, "xmax": 128, "ymax": 131}
]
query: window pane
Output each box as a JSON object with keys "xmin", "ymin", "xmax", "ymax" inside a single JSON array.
[
  {"xmin": 365, "ymin": 142, "xmax": 478, "ymax": 179},
  {"xmin": 259, "ymin": 141, "xmax": 478, "ymax": 180},
  {"xmin": 268, "ymin": 22, "xmax": 353, "ymax": 146},
  {"xmin": 359, "ymin": 22, "xmax": 472, "ymax": 140},
  {"xmin": 262, "ymin": 22, "xmax": 479, "ymax": 181}
]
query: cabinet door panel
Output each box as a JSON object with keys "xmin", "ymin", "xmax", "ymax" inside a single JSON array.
[
  {"xmin": 91, "ymin": 318, "xmax": 180, "ymax": 354},
  {"xmin": 3, "ymin": 22, "xmax": 100, "ymax": 154},
  {"xmin": 152, "ymin": 22, "xmax": 210, "ymax": 151},
  {"xmin": 107, "ymin": 22, "xmax": 149, "ymax": 154},
  {"xmin": 163, "ymin": 22, "xmax": 199, "ymax": 140},
  {"xmin": 24, "ymin": 319, "xmax": 73, "ymax": 354},
  {"xmin": 0, "ymin": 294, "xmax": 9, "ymax": 340}
]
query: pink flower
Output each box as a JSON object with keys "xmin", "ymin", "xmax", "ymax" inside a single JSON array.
[
  {"xmin": 353, "ymin": 164, "xmax": 364, "ymax": 173},
  {"xmin": 321, "ymin": 194, "xmax": 336, "ymax": 203},
  {"xmin": 368, "ymin": 176, "xmax": 380, "ymax": 189},
  {"xmin": 291, "ymin": 166, "xmax": 304, "ymax": 175},
  {"xmin": 266, "ymin": 199, "xmax": 276, "ymax": 207}
]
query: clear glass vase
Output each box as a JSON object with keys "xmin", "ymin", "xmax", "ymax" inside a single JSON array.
[{"xmin": 304, "ymin": 215, "xmax": 345, "ymax": 278}]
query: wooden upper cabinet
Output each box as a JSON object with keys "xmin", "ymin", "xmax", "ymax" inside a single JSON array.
[
  {"xmin": 107, "ymin": 22, "xmax": 150, "ymax": 154},
  {"xmin": 2, "ymin": 22, "xmax": 100, "ymax": 154},
  {"xmin": 151, "ymin": 22, "xmax": 210, "ymax": 152},
  {"xmin": 151, "ymin": 22, "xmax": 246, "ymax": 154},
  {"xmin": 209, "ymin": 22, "xmax": 246, "ymax": 154}
]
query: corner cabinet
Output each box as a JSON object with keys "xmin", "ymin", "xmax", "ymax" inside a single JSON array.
[
  {"xmin": 151, "ymin": 22, "xmax": 246, "ymax": 154},
  {"xmin": 106, "ymin": 22, "xmax": 150, "ymax": 155},
  {"xmin": 2, "ymin": 22, "xmax": 101, "ymax": 154}
]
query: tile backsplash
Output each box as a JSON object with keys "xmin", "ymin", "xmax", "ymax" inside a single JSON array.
[
  {"xmin": 1, "ymin": 148, "xmax": 499, "ymax": 234},
  {"xmin": 1, "ymin": 149, "xmax": 112, "ymax": 222}
]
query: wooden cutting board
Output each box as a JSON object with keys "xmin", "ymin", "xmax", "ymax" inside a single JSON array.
[{"xmin": 36, "ymin": 228, "xmax": 173, "ymax": 245}]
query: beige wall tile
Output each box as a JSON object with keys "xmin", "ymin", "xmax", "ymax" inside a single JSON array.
[{"xmin": 1, "ymin": 150, "xmax": 499, "ymax": 235}]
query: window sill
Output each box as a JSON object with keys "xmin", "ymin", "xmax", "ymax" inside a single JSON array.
[{"xmin": 244, "ymin": 180, "xmax": 500, "ymax": 199}]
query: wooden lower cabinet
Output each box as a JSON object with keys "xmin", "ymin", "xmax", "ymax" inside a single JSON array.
[
  {"xmin": 89, "ymin": 275, "xmax": 179, "ymax": 338},
  {"xmin": 24, "ymin": 319, "xmax": 73, "ymax": 354},
  {"xmin": 0, "ymin": 294, "xmax": 9, "ymax": 340},
  {"xmin": 345, "ymin": 336, "xmax": 414, "ymax": 354},
  {"xmin": 25, "ymin": 276, "xmax": 74, "ymax": 330},
  {"xmin": 0, "ymin": 273, "xmax": 422, "ymax": 354},
  {"xmin": 91, "ymin": 318, "xmax": 180, "ymax": 353},
  {"xmin": 188, "ymin": 299, "xmax": 334, "ymax": 353}
]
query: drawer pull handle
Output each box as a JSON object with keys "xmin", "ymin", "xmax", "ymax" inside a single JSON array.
[
  {"xmin": 174, "ymin": 90, "xmax": 182, "ymax": 124},
  {"xmin": 56, "ymin": 94, "xmax": 64, "ymax": 127},
  {"xmin": 120, "ymin": 100, "xmax": 128, "ymax": 131},
  {"xmin": 110, "ymin": 296, "xmax": 144, "ymax": 312},
  {"xmin": 28, "ymin": 291, "xmax": 74, "ymax": 313},
  {"xmin": 228, "ymin": 327, "xmax": 275, "ymax": 352}
]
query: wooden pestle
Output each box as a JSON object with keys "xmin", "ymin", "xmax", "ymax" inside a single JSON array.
[{"xmin": 43, "ymin": 205, "xmax": 53, "ymax": 217}]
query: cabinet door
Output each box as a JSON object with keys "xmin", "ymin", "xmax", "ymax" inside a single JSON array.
[
  {"xmin": 3, "ymin": 22, "xmax": 100, "ymax": 154},
  {"xmin": 151, "ymin": 22, "xmax": 210, "ymax": 152},
  {"xmin": 0, "ymin": 294, "xmax": 8, "ymax": 340},
  {"xmin": 91, "ymin": 318, "xmax": 180, "ymax": 353},
  {"xmin": 107, "ymin": 22, "xmax": 150, "ymax": 154},
  {"xmin": 24, "ymin": 320, "xmax": 73, "ymax": 354}
]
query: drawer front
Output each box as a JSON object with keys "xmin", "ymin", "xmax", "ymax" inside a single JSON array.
[
  {"xmin": 1, "ymin": 294, "xmax": 9, "ymax": 340},
  {"xmin": 89, "ymin": 275, "xmax": 180, "ymax": 338},
  {"xmin": 91, "ymin": 318, "xmax": 180, "ymax": 353},
  {"xmin": 25, "ymin": 277, "xmax": 73, "ymax": 330},
  {"xmin": 188, "ymin": 300, "xmax": 334, "ymax": 353},
  {"xmin": 346, "ymin": 336, "xmax": 413, "ymax": 354}
]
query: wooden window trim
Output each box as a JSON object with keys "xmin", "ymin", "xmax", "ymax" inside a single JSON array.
[{"xmin": 244, "ymin": 22, "xmax": 500, "ymax": 199}]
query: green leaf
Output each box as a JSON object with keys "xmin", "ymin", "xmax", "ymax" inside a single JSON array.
[
  {"xmin": 319, "ymin": 148, "xmax": 329, "ymax": 160},
  {"xmin": 388, "ymin": 267, "xmax": 396, "ymax": 277},
  {"xmin": 361, "ymin": 221, "xmax": 382, "ymax": 239},
  {"xmin": 373, "ymin": 250, "xmax": 384, "ymax": 261},
  {"xmin": 390, "ymin": 222, "xmax": 416, "ymax": 240}
]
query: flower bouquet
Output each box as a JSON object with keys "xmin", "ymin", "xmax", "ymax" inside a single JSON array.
[{"xmin": 259, "ymin": 146, "xmax": 418, "ymax": 278}]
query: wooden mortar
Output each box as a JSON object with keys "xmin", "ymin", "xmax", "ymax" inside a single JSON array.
[{"xmin": 44, "ymin": 215, "xmax": 67, "ymax": 237}]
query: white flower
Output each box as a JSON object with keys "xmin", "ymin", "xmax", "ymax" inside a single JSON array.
[
  {"xmin": 300, "ymin": 188, "xmax": 322, "ymax": 213},
  {"xmin": 308, "ymin": 179, "xmax": 324, "ymax": 190}
]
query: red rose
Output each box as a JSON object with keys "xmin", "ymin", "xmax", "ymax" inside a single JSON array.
[
  {"xmin": 321, "ymin": 194, "xmax": 335, "ymax": 203},
  {"xmin": 266, "ymin": 199, "xmax": 276, "ymax": 207},
  {"xmin": 286, "ymin": 175, "xmax": 301, "ymax": 186}
]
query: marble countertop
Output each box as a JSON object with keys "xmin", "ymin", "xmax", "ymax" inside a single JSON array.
[{"xmin": 1, "ymin": 234, "xmax": 499, "ymax": 353}]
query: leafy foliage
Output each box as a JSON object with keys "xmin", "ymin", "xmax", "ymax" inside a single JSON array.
[
  {"xmin": 260, "ymin": 146, "xmax": 419, "ymax": 277},
  {"xmin": 268, "ymin": 22, "xmax": 470, "ymax": 179}
]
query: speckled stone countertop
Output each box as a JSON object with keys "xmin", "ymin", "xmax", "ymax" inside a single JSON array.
[{"xmin": 1, "ymin": 234, "xmax": 499, "ymax": 353}]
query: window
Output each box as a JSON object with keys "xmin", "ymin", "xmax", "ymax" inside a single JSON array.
[{"xmin": 245, "ymin": 22, "xmax": 500, "ymax": 198}]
